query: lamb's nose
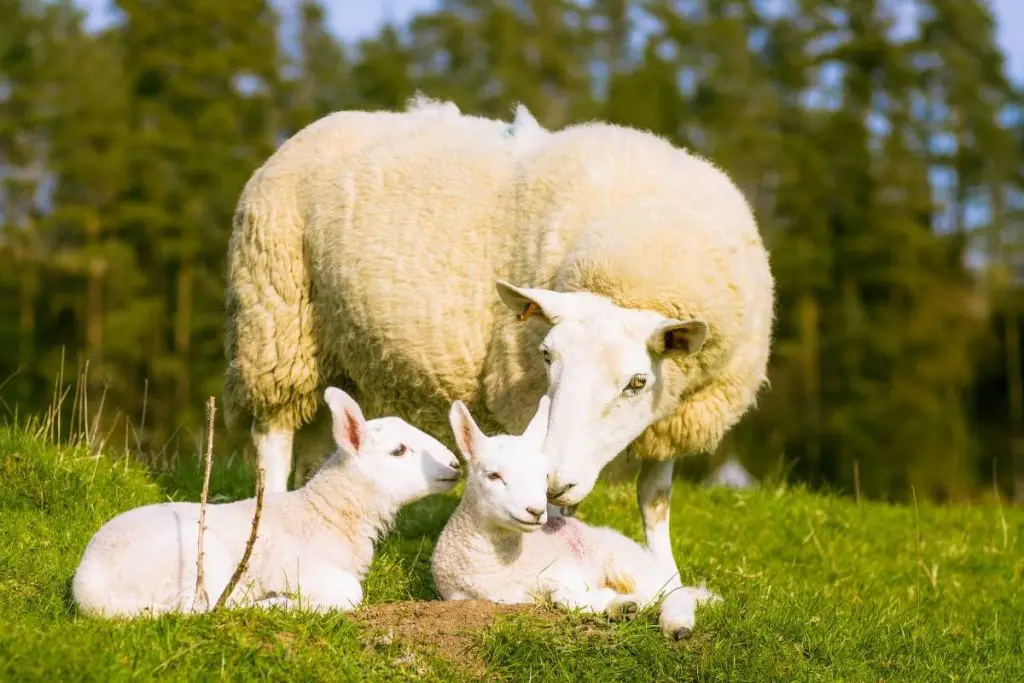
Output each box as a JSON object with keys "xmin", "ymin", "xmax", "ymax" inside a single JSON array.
[
  {"xmin": 449, "ymin": 459, "xmax": 461, "ymax": 470},
  {"xmin": 525, "ymin": 506, "xmax": 545, "ymax": 520}
]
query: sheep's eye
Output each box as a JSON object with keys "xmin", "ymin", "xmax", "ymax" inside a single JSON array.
[
  {"xmin": 541, "ymin": 348, "xmax": 552, "ymax": 365},
  {"xmin": 624, "ymin": 374, "xmax": 647, "ymax": 393},
  {"xmin": 390, "ymin": 444, "xmax": 408, "ymax": 457},
  {"xmin": 486, "ymin": 471, "xmax": 503, "ymax": 482}
]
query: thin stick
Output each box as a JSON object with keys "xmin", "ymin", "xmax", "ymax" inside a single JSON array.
[
  {"xmin": 215, "ymin": 463, "xmax": 265, "ymax": 610},
  {"xmin": 193, "ymin": 397, "xmax": 216, "ymax": 612}
]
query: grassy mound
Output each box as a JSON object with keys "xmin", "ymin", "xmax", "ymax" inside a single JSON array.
[{"xmin": 1, "ymin": 424, "xmax": 1021, "ymax": 681}]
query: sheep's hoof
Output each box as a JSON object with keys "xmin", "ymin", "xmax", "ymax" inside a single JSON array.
[{"xmin": 608, "ymin": 599, "xmax": 639, "ymax": 622}]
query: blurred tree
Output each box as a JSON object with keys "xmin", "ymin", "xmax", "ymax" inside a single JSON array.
[
  {"xmin": 282, "ymin": 0, "xmax": 354, "ymax": 134},
  {"xmin": 0, "ymin": 0, "xmax": 50, "ymax": 403},
  {"xmin": 0, "ymin": 0, "xmax": 1020, "ymax": 503},
  {"xmin": 110, "ymin": 0, "xmax": 282, "ymax": 445}
]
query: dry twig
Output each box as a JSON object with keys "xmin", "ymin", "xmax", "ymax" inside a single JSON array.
[
  {"xmin": 192, "ymin": 396, "xmax": 216, "ymax": 612},
  {"xmin": 214, "ymin": 462, "xmax": 265, "ymax": 610}
]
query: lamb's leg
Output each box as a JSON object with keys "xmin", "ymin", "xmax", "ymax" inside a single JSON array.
[
  {"xmin": 294, "ymin": 567, "xmax": 363, "ymax": 613},
  {"xmin": 254, "ymin": 595, "xmax": 298, "ymax": 610},
  {"xmin": 252, "ymin": 421, "xmax": 294, "ymax": 493},
  {"xmin": 637, "ymin": 458, "xmax": 719, "ymax": 639},
  {"xmin": 548, "ymin": 584, "xmax": 619, "ymax": 615}
]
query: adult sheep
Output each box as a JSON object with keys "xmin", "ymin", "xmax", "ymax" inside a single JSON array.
[{"xmin": 223, "ymin": 96, "xmax": 774, "ymax": 625}]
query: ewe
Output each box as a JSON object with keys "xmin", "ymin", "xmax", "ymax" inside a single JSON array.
[
  {"xmin": 72, "ymin": 387, "xmax": 460, "ymax": 618},
  {"xmin": 223, "ymin": 95, "xmax": 774, "ymax": 625},
  {"xmin": 432, "ymin": 396, "xmax": 719, "ymax": 639}
]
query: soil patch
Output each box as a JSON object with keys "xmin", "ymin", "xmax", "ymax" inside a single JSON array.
[{"xmin": 352, "ymin": 599, "xmax": 556, "ymax": 678}]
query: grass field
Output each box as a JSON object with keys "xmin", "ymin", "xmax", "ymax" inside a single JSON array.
[{"xmin": 1, "ymin": 424, "xmax": 1022, "ymax": 682}]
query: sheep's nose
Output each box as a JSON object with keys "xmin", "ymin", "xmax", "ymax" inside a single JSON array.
[
  {"xmin": 449, "ymin": 459, "xmax": 461, "ymax": 471},
  {"xmin": 525, "ymin": 506, "xmax": 545, "ymax": 520}
]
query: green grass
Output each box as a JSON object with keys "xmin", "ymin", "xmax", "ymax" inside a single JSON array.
[{"xmin": 1, "ymin": 424, "xmax": 1022, "ymax": 682}]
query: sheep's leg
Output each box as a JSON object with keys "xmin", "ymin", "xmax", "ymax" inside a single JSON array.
[
  {"xmin": 637, "ymin": 458, "xmax": 689, "ymax": 638},
  {"xmin": 637, "ymin": 459, "xmax": 677, "ymax": 564},
  {"xmin": 252, "ymin": 421, "xmax": 294, "ymax": 493},
  {"xmin": 637, "ymin": 457, "xmax": 719, "ymax": 639}
]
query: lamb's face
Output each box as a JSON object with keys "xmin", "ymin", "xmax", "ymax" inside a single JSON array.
[
  {"xmin": 358, "ymin": 418, "xmax": 463, "ymax": 503},
  {"xmin": 495, "ymin": 281, "xmax": 708, "ymax": 508},
  {"xmin": 323, "ymin": 387, "xmax": 461, "ymax": 505},
  {"xmin": 448, "ymin": 398, "xmax": 550, "ymax": 533}
]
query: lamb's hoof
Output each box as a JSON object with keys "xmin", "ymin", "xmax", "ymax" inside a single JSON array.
[
  {"xmin": 607, "ymin": 599, "xmax": 639, "ymax": 622},
  {"xmin": 672, "ymin": 626, "xmax": 692, "ymax": 640},
  {"xmin": 659, "ymin": 609, "xmax": 696, "ymax": 640}
]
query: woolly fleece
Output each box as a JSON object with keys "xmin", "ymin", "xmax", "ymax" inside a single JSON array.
[{"xmin": 223, "ymin": 95, "xmax": 774, "ymax": 467}]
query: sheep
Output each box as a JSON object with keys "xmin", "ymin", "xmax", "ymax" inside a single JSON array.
[
  {"xmin": 72, "ymin": 386, "xmax": 461, "ymax": 619},
  {"xmin": 433, "ymin": 396, "xmax": 720, "ymax": 639},
  {"xmin": 222, "ymin": 93, "xmax": 547, "ymax": 494},
  {"xmin": 222, "ymin": 95, "xmax": 774, "ymax": 637}
]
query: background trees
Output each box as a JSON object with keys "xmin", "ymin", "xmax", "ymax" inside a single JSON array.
[{"xmin": 1, "ymin": 0, "xmax": 1021, "ymax": 503}]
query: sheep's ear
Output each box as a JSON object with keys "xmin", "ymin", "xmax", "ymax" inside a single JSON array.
[
  {"xmin": 647, "ymin": 319, "xmax": 708, "ymax": 357},
  {"xmin": 448, "ymin": 400, "xmax": 485, "ymax": 465},
  {"xmin": 324, "ymin": 387, "xmax": 367, "ymax": 458},
  {"xmin": 521, "ymin": 395, "xmax": 550, "ymax": 449},
  {"xmin": 495, "ymin": 281, "xmax": 573, "ymax": 325}
]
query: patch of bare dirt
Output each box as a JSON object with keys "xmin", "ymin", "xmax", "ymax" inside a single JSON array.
[{"xmin": 351, "ymin": 599, "xmax": 556, "ymax": 678}]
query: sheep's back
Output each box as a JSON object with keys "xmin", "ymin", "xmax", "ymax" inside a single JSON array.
[{"xmin": 304, "ymin": 114, "xmax": 533, "ymax": 440}]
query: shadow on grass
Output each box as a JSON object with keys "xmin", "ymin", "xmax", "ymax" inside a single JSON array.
[{"xmin": 61, "ymin": 575, "xmax": 79, "ymax": 619}]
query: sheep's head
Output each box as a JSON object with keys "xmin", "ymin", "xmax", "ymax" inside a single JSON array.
[
  {"xmin": 447, "ymin": 396, "xmax": 550, "ymax": 533},
  {"xmin": 496, "ymin": 281, "xmax": 709, "ymax": 508},
  {"xmin": 323, "ymin": 386, "xmax": 462, "ymax": 504}
]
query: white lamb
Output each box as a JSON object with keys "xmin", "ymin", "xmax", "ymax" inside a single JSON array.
[
  {"xmin": 72, "ymin": 386, "xmax": 461, "ymax": 618},
  {"xmin": 432, "ymin": 396, "xmax": 719, "ymax": 639}
]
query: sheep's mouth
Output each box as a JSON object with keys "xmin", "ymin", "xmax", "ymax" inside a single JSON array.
[{"xmin": 437, "ymin": 476, "xmax": 461, "ymax": 483}]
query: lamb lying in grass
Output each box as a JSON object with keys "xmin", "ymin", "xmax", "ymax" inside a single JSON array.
[
  {"xmin": 432, "ymin": 396, "xmax": 720, "ymax": 639},
  {"xmin": 73, "ymin": 386, "xmax": 462, "ymax": 618}
]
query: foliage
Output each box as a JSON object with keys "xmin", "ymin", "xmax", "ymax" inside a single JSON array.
[{"xmin": 0, "ymin": 0, "xmax": 1022, "ymax": 503}]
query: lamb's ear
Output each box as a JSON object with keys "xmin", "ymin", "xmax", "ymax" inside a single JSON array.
[
  {"xmin": 647, "ymin": 319, "xmax": 709, "ymax": 357},
  {"xmin": 324, "ymin": 387, "xmax": 367, "ymax": 458},
  {"xmin": 448, "ymin": 400, "xmax": 485, "ymax": 464},
  {"xmin": 495, "ymin": 281, "xmax": 574, "ymax": 325},
  {"xmin": 521, "ymin": 395, "xmax": 550, "ymax": 448}
]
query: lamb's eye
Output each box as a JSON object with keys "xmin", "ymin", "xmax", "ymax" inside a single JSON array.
[
  {"xmin": 541, "ymin": 348, "xmax": 552, "ymax": 365},
  {"xmin": 624, "ymin": 374, "xmax": 647, "ymax": 393},
  {"xmin": 486, "ymin": 471, "xmax": 503, "ymax": 482},
  {"xmin": 390, "ymin": 444, "xmax": 408, "ymax": 457}
]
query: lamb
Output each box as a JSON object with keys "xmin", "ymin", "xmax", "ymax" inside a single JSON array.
[
  {"xmin": 432, "ymin": 396, "xmax": 720, "ymax": 639},
  {"xmin": 222, "ymin": 94, "xmax": 774, "ymax": 637},
  {"xmin": 72, "ymin": 386, "xmax": 461, "ymax": 618}
]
